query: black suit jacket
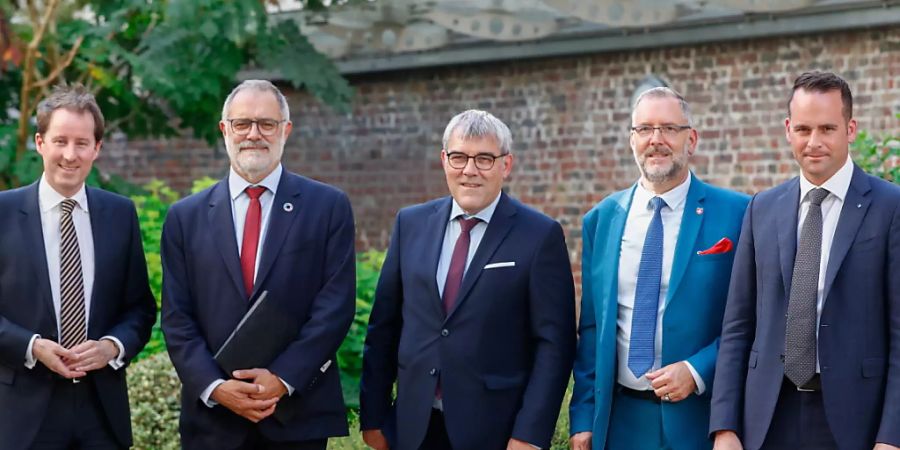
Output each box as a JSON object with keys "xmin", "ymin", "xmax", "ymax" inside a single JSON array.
[
  {"xmin": 360, "ymin": 193, "xmax": 576, "ymax": 450},
  {"xmin": 0, "ymin": 181, "xmax": 156, "ymax": 450},
  {"xmin": 711, "ymin": 165, "xmax": 900, "ymax": 449},
  {"xmin": 161, "ymin": 171, "xmax": 356, "ymax": 448}
]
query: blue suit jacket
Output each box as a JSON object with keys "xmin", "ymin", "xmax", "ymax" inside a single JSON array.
[
  {"xmin": 710, "ymin": 165, "xmax": 900, "ymax": 450},
  {"xmin": 0, "ymin": 181, "xmax": 156, "ymax": 450},
  {"xmin": 570, "ymin": 175, "xmax": 749, "ymax": 450},
  {"xmin": 160, "ymin": 171, "xmax": 356, "ymax": 448},
  {"xmin": 359, "ymin": 192, "xmax": 576, "ymax": 450}
]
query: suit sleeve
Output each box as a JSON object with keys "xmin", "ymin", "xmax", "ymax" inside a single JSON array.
[
  {"xmin": 266, "ymin": 192, "xmax": 356, "ymax": 395},
  {"xmin": 569, "ymin": 210, "xmax": 598, "ymax": 435},
  {"xmin": 161, "ymin": 205, "xmax": 228, "ymax": 401},
  {"xmin": 99, "ymin": 202, "xmax": 156, "ymax": 361},
  {"xmin": 510, "ymin": 221, "xmax": 576, "ymax": 448},
  {"xmin": 876, "ymin": 197, "xmax": 900, "ymax": 445},
  {"xmin": 358, "ymin": 212, "xmax": 404, "ymax": 430},
  {"xmin": 0, "ymin": 318, "xmax": 37, "ymax": 367},
  {"xmin": 709, "ymin": 195, "xmax": 758, "ymax": 438}
]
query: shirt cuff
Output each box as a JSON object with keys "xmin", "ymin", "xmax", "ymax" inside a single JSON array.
[
  {"xmin": 201, "ymin": 379, "xmax": 226, "ymax": 407},
  {"xmin": 684, "ymin": 361, "xmax": 706, "ymax": 395},
  {"xmin": 100, "ymin": 336, "xmax": 126, "ymax": 370},
  {"xmin": 24, "ymin": 334, "xmax": 39, "ymax": 369},
  {"xmin": 279, "ymin": 376, "xmax": 295, "ymax": 396}
]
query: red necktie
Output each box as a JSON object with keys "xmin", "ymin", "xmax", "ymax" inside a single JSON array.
[
  {"xmin": 442, "ymin": 217, "xmax": 481, "ymax": 315},
  {"xmin": 240, "ymin": 186, "xmax": 266, "ymax": 298}
]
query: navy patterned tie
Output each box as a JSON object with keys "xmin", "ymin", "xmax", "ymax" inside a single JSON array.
[
  {"xmin": 785, "ymin": 187, "xmax": 830, "ymax": 387},
  {"xmin": 628, "ymin": 196, "xmax": 666, "ymax": 378}
]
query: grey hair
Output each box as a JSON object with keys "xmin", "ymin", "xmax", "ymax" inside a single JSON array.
[
  {"xmin": 631, "ymin": 87, "xmax": 693, "ymax": 127},
  {"xmin": 221, "ymin": 80, "xmax": 290, "ymax": 122},
  {"xmin": 441, "ymin": 109, "xmax": 513, "ymax": 154}
]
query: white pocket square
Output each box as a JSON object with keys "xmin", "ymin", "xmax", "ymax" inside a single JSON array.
[{"xmin": 484, "ymin": 261, "xmax": 515, "ymax": 269}]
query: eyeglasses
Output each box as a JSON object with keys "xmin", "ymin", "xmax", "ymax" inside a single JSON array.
[
  {"xmin": 444, "ymin": 151, "xmax": 508, "ymax": 170},
  {"xmin": 226, "ymin": 118, "xmax": 286, "ymax": 136},
  {"xmin": 630, "ymin": 125, "xmax": 692, "ymax": 138}
]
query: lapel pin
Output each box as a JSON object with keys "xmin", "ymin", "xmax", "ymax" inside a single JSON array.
[
  {"xmin": 857, "ymin": 203, "xmax": 862, "ymax": 208},
  {"xmin": 696, "ymin": 207, "xmax": 704, "ymax": 215},
  {"xmin": 283, "ymin": 202, "xmax": 294, "ymax": 212}
]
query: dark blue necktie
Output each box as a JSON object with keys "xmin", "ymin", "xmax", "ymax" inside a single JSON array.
[{"xmin": 628, "ymin": 196, "xmax": 666, "ymax": 378}]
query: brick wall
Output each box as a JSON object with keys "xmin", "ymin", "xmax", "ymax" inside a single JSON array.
[{"xmin": 98, "ymin": 27, "xmax": 900, "ymax": 280}]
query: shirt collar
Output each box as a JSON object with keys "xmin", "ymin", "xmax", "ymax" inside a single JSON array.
[
  {"xmin": 799, "ymin": 155, "xmax": 853, "ymax": 203},
  {"xmin": 633, "ymin": 172, "xmax": 692, "ymax": 211},
  {"xmin": 449, "ymin": 192, "xmax": 502, "ymax": 224},
  {"xmin": 38, "ymin": 173, "xmax": 89, "ymax": 213},
  {"xmin": 229, "ymin": 164, "xmax": 282, "ymax": 201}
]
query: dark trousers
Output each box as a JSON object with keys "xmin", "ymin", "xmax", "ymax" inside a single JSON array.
[
  {"xmin": 239, "ymin": 429, "xmax": 327, "ymax": 450},
  {"xmin": 419, "ymin": 409, "xmax": 453, "ymax": 450},
  {"xmin": 29, "ymin": 378, "xmax": 122, "ymax": 450},
  {"xmin": 760, "ymin": 377, "xmax": 838, "ymax": 450}
]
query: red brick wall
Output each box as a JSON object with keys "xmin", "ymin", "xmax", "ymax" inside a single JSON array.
[{"xmin": 98, "ymin": 27, "xmax": 900, "ymax": 280}]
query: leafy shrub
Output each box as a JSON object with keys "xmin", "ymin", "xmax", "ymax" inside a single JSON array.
[
  {"xmin": 337, "ymin": 249, "xmax": 385, "ymax": 409},
  {"xmin": 852, "ymin": 114, "xmax": 899, "ymax": 183},
  {"xmin": 127, "ymin": 352, "xmax": 181, "ymax": 450},
  {"xmin": 131, "ymin": 181, "xmax": 179, "ymax": 360}
]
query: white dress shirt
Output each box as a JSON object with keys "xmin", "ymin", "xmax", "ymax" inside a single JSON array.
[
  {"xmin": 616, "ymin": 175, "xmax": 704, "ymax": 393},
  {"xmin": 200, "ymin": 164, "xmax": 295, "ymax": 406},
  {"xmin": 25, "ymin": 175, "xmax": 125, "ymax": 369},
  {"xmin": 796, "ymin": 155, "xmax": 853, "ymax": 371}
]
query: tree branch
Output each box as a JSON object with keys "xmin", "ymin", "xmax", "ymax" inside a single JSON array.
[{"xmin": 33, "ymin": 35, "xmax": 83, "ymax": 89}]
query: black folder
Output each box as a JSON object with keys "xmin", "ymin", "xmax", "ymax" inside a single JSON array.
[{"xmin": 213, "ymin": 291, "xmax": 301, "ymax": 422}]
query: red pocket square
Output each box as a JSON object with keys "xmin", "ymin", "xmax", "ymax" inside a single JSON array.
[{"xmin": 697, "ymin": 237, "xmax": 733, "ymax": 255}]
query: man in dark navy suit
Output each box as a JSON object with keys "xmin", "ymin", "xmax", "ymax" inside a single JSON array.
[
  {"xmin": 0, "ymin": 85, "xmax": 156, "ymax": 450},
  {"xmin": 711, "ymin": 72, "xmax": 900, "ymax": 450},
  {"xmin": 360, "ymin": 110, "xmax": 576, "ymax": 450},
  {"xmin": 161, "ymin": 80, "xmax": 356, "ymax": 450}
]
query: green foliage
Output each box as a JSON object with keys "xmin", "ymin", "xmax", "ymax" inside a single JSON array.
[
  {"xmin": 337, "ymin": 249, "xmax": 385, "ymax": 409},
  {"xmin": 852, "ymin": 113, "xmax": 900, "ymax": 183},
  {"xmin": 131, "ymin": 180, "xmax": 179, "ymax": 360},
  {"xmin": 126, "ymin": 352, "xmax": 181, "ymax": 450}
]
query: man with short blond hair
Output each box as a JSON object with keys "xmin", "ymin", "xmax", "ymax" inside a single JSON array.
[{"xmin": 0, "ymin": 84, "xmax": 156, "ymax": 450}]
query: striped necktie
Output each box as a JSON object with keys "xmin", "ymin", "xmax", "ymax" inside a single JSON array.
[{"xmin": 59, "ymin": 199, "xmax": 87, "ymax": 349}]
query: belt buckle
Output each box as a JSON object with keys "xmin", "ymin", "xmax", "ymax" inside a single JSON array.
[
  {"xmin": 796, "ymin": 385, "xmax": 814, "ymax": 392},
  {"xmin": 72, "ymin": 378, "xmax": 81, "ymax": 384}
]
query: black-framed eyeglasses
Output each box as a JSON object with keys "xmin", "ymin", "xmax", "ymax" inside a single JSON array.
[
  {"xmin": 444, "ymin": 151, "xmax": 509, "ymax": 170},
  {"xmin": 630, "ymin": 125, "xmax": 692, "ymax": 138},
  {"xmin": 226, "ymin": 118, "xmax": 286, "ymax": 136}
]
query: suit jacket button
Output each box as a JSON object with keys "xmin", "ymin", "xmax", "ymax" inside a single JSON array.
[
  {"xmin": 429, "ymin": 368, "xmax": 437, "ymax": 376},
  {"xmin": 441, "ymin": 329, "xmax": 449, "ymax": 337}
]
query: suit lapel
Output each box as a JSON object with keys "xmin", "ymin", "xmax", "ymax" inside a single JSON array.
[
  {"xmin": 19, "ymin": 182, "xmax": 56, "ymax": 323},
  {"xmin": 666, "ymin": 175, "xmax": 705, "ymax": 306},
  {"xmin": 822, "ymin": 166, "xmax": 871, "ymax": 303},
  {"xmin": 601, "ymin": 187, "xmax": 633, "ymax": 329},
  {"xmin": 252, "ymin": 172, "xmax": 303, "ymax": 300},
  {"xmin": 777, "ymin": 178, "xmax": 801, "ymax": 297},
  {"xmin": 86, "ymin": 187, "xmax": 109, "ymax": 336},
  {"xmin": 207, "ymin": 180, "xmax": 245, "ymax": 298},
  {"xmin": 427, "ymin": 198, "xmax": 452, "ymax": 317},
  {"xmin": 445, "ymin": 193, "xmax": 516, "ymax": 321}
]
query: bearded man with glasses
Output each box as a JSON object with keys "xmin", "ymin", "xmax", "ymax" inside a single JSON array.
[
  {"xmin": 570, "ymin": 87, "xmax": 749, "ymax": 450},
  {"xmin": 360, "ymin": 109, "xmax": 576, "ymax": 450},
  {"xmin": 161, "ymin": 79, "xmax": 356, "ymax": 450}
]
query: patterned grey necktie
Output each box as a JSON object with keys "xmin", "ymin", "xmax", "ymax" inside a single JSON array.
[
  {"xmin": 59, "ymin": 199, "xmax": 87, "ymax": 349},
  {"xmin": 784, "ymin": 187, "xmax": 830, "ymax": 387}
]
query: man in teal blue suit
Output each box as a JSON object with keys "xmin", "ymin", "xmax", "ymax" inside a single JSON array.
[{"xmin": 569, "ymin": 87, "xmax": 749, "ymax": 450}]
